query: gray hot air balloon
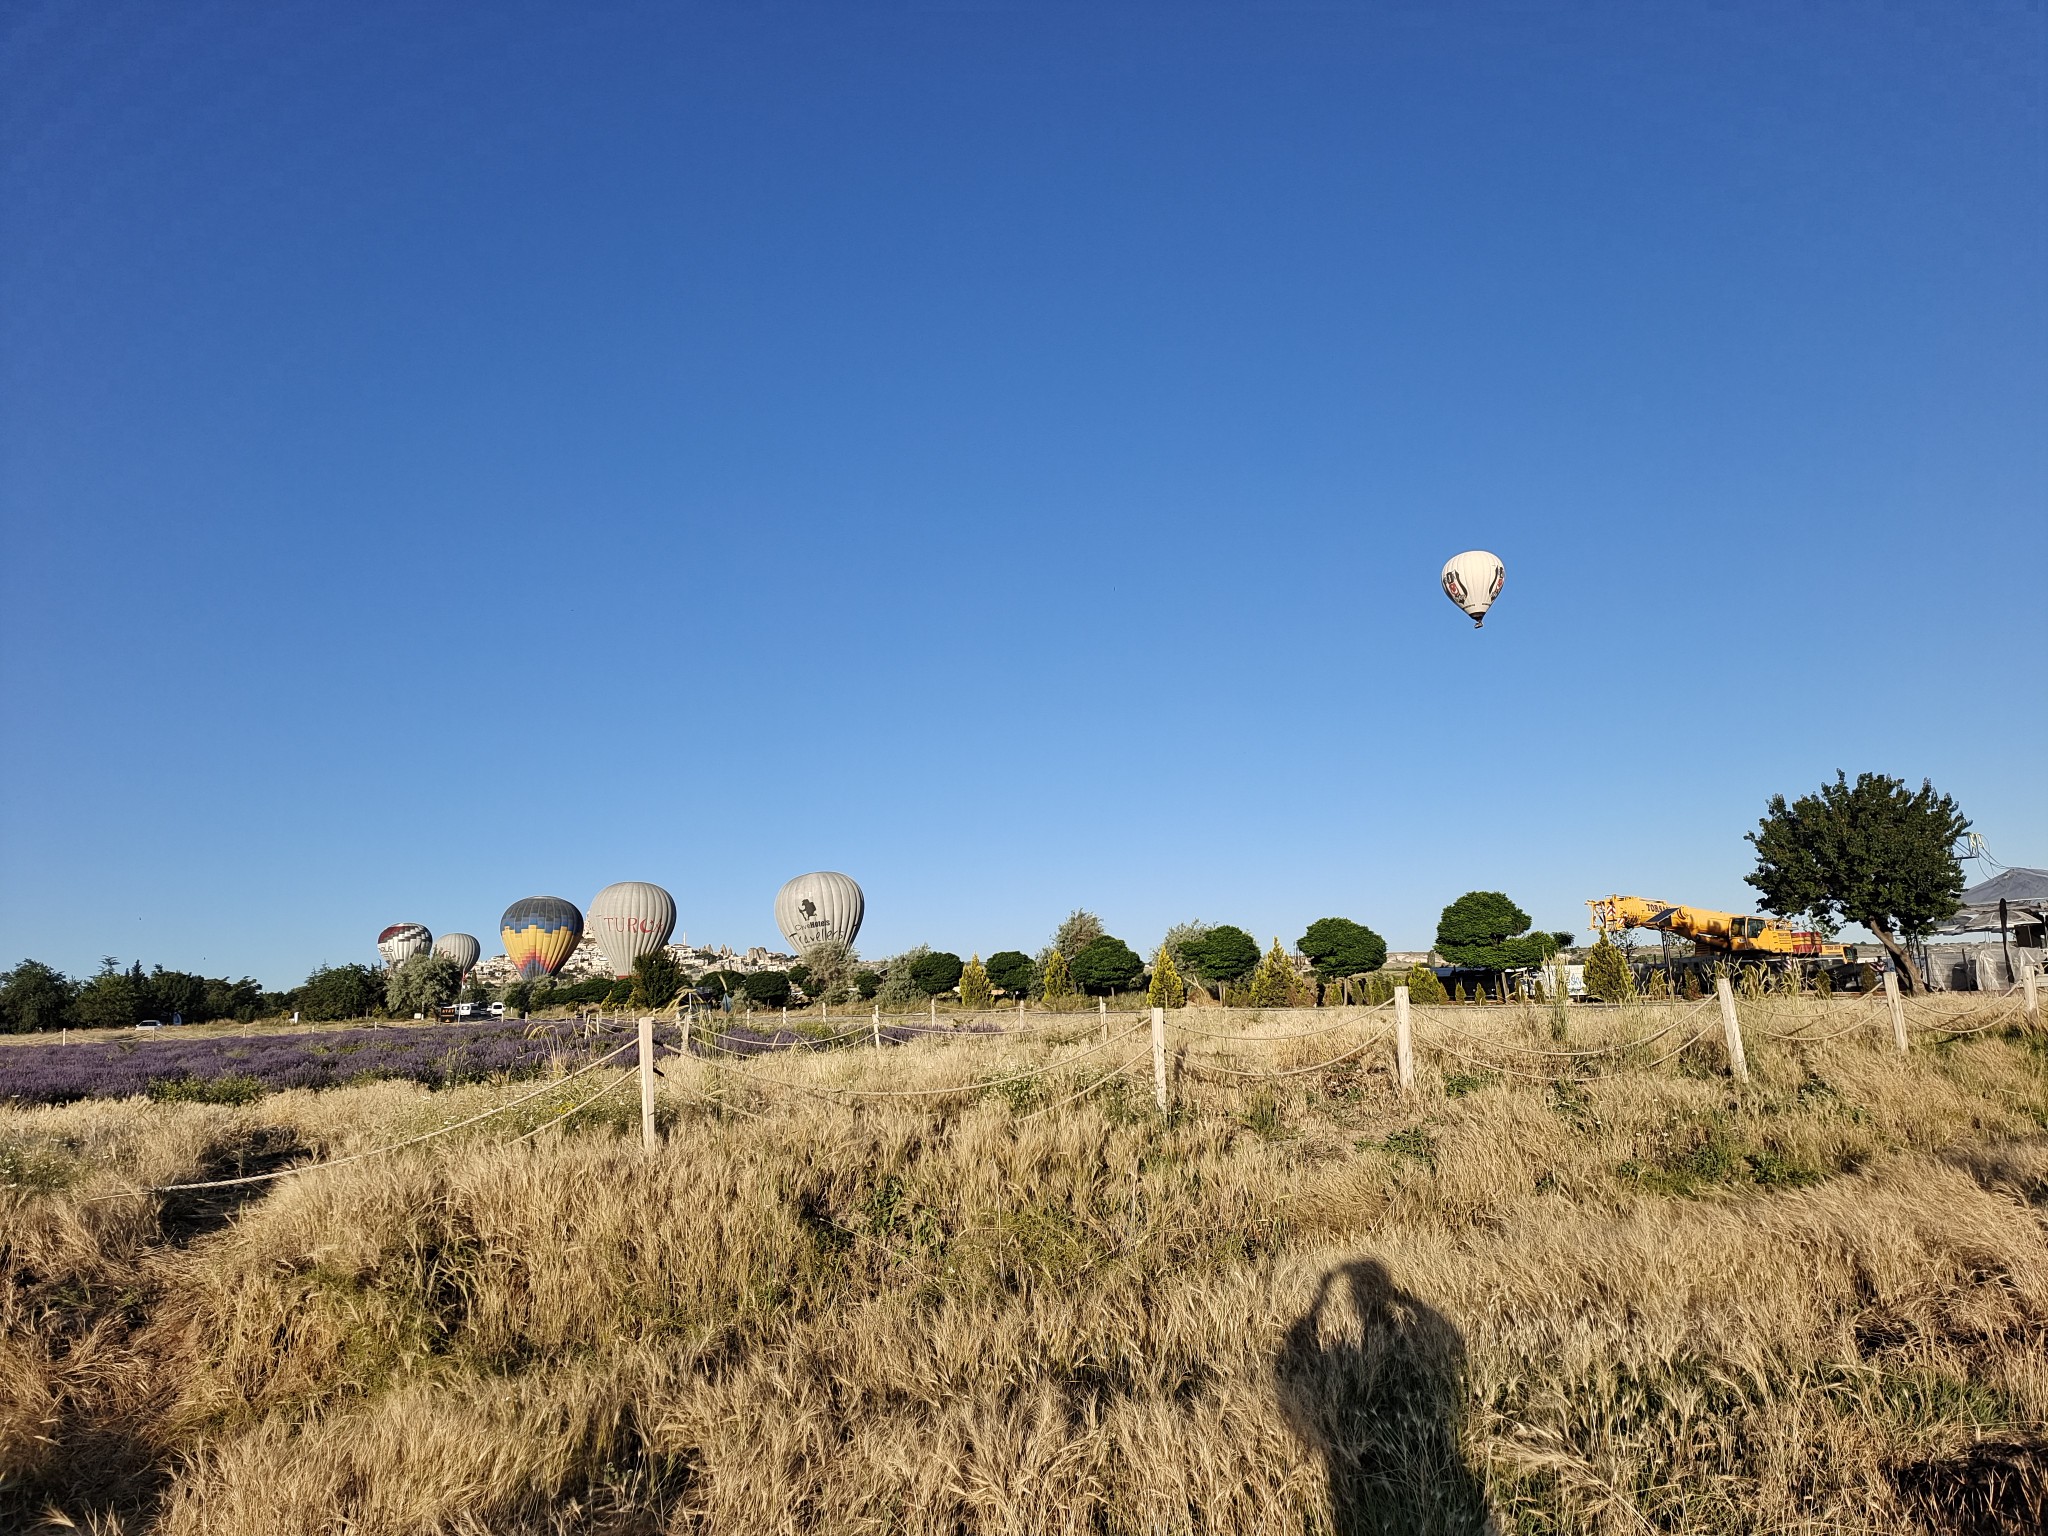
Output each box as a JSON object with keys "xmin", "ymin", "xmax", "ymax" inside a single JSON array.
[
  {"xmin": 587, "ymin": 881, "xmax": 678, "ymax": 978},
  {"xmin": 775, "ymin": 872, "xmax": 864, "ymax": 952},
  {"xmin": 433, "ymin": 932, "xmax": 482, "ymax": 978},
  {"xmin": 377, "ymin": 923, "xmax": 432, "ymax": 969}
]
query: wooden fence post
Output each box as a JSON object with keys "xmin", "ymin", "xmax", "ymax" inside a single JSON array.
[
  {"xmin": 872, "ymin": 1003, "xmax": 881, "ymax": 1050},
  {"xmin": 638, "ymin": 1016, "xmax": 657, "ymax": 1152},
  {"xmin": 2021, "ymin": 964, "xmax": 2040, "ymax": 1034},
  {"xmin": 1150, "ymin": 1006, "xmax": 1169, "ymax": 1114},
  {"xmin": 1392, "ymin": 985, "xmax": 1414, "ymax": 1094},
  {"xmin": 1883, "ymin": 970, "xmax": 1909, "ymax": 1054},
  {"xmin": 930, "ymin": 997, "xmax": 937, "ymax": 1029},
  {"xmin": 1714, "ymin": 976, "xmax": 1748, "ymax": 1082}
]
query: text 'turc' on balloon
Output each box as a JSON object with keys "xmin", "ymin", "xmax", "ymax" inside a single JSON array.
[
  {"xmin": 587, "ymin": 882, "xmax": 678, "ymax": 978},
  {"xmin": 1441, "ymin": 550, "xmax": 1504, "ymax": 628}
]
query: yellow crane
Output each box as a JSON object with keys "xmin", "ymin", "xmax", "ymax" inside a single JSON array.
[{"xmin": 1586, "ymin": 895, "xmax": 1846, "ymax": 959}]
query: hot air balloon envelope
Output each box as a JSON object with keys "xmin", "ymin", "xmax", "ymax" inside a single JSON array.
[
  {"xmin": 775, "ymin": 872, "xmax": 864, "ymax": 953},
  {"xmin": 587, "ymin": 882, "xmax": 677, "ymax": 978},
  {"xmin": 1441, "ymin": 550, "xmax": 1504, "ymax": 627},
  {"xmin": 377, "ymin": 923, "xmax": 432, "ymax": 969},
  {"xmin": 499, "ymin": 896, "xmax": 584, "ymax": 981},
  {"xmin": 433, "ymin": 932, "xmax": 482, "ymax": 976}
]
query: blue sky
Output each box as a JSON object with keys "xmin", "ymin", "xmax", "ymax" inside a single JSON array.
[{"xmin": 3, "ymin": 1, "xmax": 2042, "ymax": 987}]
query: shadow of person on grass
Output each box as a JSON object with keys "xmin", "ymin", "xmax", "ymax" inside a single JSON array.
[{"xmin": 1275, "ymin": 1259, "xmax": 1493, "ymax": 1536}]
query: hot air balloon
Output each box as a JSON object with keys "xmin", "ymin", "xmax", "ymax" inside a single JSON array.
[
  {"xmin": 377, "ymin": 923, "xmax": 432, "ymax": 969},
  {"xmin": 499, "ymin": 896, "xmax": 584, "ymax": 981},
  {"xmin": 433, "ymin": 932, "xmax": 481, "ymax": 978},
  {"xmin": 1440, "ymin": 550, "xmax": 1504, "ymax": 628},
  {"xmin": 587, "ymin": 882, "xmax": 677, "ymax": 978},
  {"xmin": 775, "ymin": 872, "xmax": 864, "ymax": 953}
]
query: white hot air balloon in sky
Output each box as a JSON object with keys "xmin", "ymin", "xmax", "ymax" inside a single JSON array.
[
  {"xmin": 377, "ymin": 923, "xmax": 432, "ymax": 969},
  {"xmin": 433, "ymin": 932, "xmax": 481, "ymax": 978},
  {"xmin": 775, "ymin": 872, "xmax": 864, "ymax": 953},
  {"xmin": 1440, "ymin": 550, "xmax": 1504, "ymax": 628},
  {"xmin": 587, "ymin": 881, "xmax": 678, "ymax": 978}
]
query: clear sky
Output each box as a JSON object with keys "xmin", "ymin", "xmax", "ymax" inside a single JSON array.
[{"xmin": 3, "ymin": 1, "xmax": 2043, "ymax": 988}]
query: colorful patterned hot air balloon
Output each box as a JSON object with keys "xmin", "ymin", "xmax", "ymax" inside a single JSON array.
[
  {"xmin": 775, "ymin": 872, "xmax": 864, "ymax": 953},
  {"xmin": 1440, "ymin": 550, "xmax": 1504, "ymax": 628},
  {"xmin": 433, "ymin": 932, "xmax": 482, "ymax": 978},
  {"xmin": 499, "ymin": 897, "xmax": 584, "ymax": 981},
  {"xmin": 377, "ymin": 923, "xmax": 432, "ymax": 969},
  {"xmin": 587, "ymin": 882, "xmax": 677, "ymax": 978}
]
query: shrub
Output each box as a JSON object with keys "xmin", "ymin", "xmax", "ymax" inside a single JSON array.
[
  {"xmin": 1070, "ymin": 936, "xmax": 1143, "ymax": 996},
  {"xmin": 984, "ymin": 951, "xmax": 1034, "ymax": 997},
  {"xmin": 908, "ymin": 951, "xmax": 965, "ymax": 997},
  {"xmin": 1297, "ymin": 918, "xmax": 1388, "ymax": 980},
  {"xmin": 959, "ymin": 956, "xmax": 995, "ymax": 1010},
  {"xmin": 1403, "ymin": 964, "xmax": 1447, "ymax": 1004},
  {"xmin": 797, "ymin": 939, "xmax": 858, "ymax": 1003},
  {"xmin": 1583, "ymin": 937, "xmax": 1635, "ymax": 1002},
  {"xmin": 1053, "ymin": 910, "xmax": 1105, "ymax": 956},
  {"xmin": 1147, "ymin": 946, "xmax": 1187, "ymax": 1008},
  {"xmin": 1362, "ymin": 971, "xmax": 1397, "ymax": 1005},
  {"xmin": 1249, "ymin": 939, "xmax": 1310, "ymax": 1008}
]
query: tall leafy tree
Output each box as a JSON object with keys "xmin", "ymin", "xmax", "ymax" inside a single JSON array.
[
  {"xmin": 984, "ymin": 951, "xmax": 1035, "ymax": 997},
  {"xmin": 1069, "ymin": 935, "xmax": 1143, "ymax": 995},
  {"xmin": 0, "ymin": 960, "xmax": 75, "ymax": 1033},
  {"xmin": 1053, "ymin": 909, "xmax": 1105, "ymax": 956},
  {"xmin": 1746, "ymin": 771, "xmax": 1968, "ymax": 993},
  {"xmin": 298, "ymin": 963, "xmax": 385, "ymax": 1021},
  {"xmin": 741, "ymin": 970, "xmax": 792, "ymax": 1006},
  {"xmin": 908, "ymin": 950, "xmax": 965, "ymax": 996},
  {"xmin": 387, "ymin": 954, "xmax": 462, "ymax": 1017},
  {"xmin": 797, "ymin": 939, "xmax": 858, "ymax": 1002},
  {"xmin": 1434, "ymin": 892, "xmax": 1557, "ymax": 969},
  {"xmin": 1180, "ymin": 925, "xmax": 1261, "ymax": 987},
  {"xmin": 72, "ymin": 959, "xmax": 143, "ymax": 1030},
  {"xmin": 1297, "ymin": 918, "xmax": 1388, "ymax": 979},
  {"xmin": 630, "ymin": 948, "xmax": 688, "ymax": 1009}
]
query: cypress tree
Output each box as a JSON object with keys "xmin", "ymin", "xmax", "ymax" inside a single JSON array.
[
  {"xmin": 1039, "ymin": 948, "xmax": 1074, "ymax": 1003},
  {"xmin": 1403, "ymin": 963, "xmax": 1447, "ymax": 1004},
  {"xmin": 1583, "ymin": 937, "xmax": 1635, "ymax": 1002},
  {"xmin": 1147, "ymin": 946, "xmax": 1187, "ymax": 1009},
  {"xmin": 1249, "ymin": 938, "xmax": 1307, "ymax": 1007},
  {"xmin": 959, "ymin": 955, "xmax": 995, "ymax": 1011}
]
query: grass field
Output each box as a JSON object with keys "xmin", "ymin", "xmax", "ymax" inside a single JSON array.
[{"xmin": 3, "ymin": 998, "xmax": 2044, "ymax": 1534}]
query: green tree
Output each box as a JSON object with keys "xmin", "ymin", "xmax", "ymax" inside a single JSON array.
[
  {"xmin": 741, "ymin": 970, "xmax": 792, "ymax": 1007},
  {"xmin": 698, "ymin": 969, "xmax": 748, "ymax": 1000},
  {"xmin": 798, "ymin": 939, "xmax": 858, "ymax": 1003},
  {"xmin": 1249, "ymin": 938, "xmax": 1309, "ymax": 1007},
  {"xmin": 1146, "ymin": 945, "xmax": 1187, "ymax": 1008},
  {"xmin": 908, "ymin": 950, "xmax": 965, "ymax": 996},
  {"xmin": 1069, "ymin": 935, "xmax": 1143, "ymax": 995},
  {"xmin": 1402, "ymin": 963, "xmax": 1447, "ymax": 1004},
  {"xmin": 1745, "ymin": 771, "xmax": 1968, "ymax": 993},
  {"xmin": 1583, "ymin": 936, "xmax": 1635, "ymax": 1002},
  {"xmin": 1297, "ymin": 917, "xmax": 1388, "ymax": 980},
  {"xmin": 1180, "ymin": 925, "xmax": 1261, "ymax": 989},
  {"xmin": 501, "ymin": 979, "xmax": 535, "ymax": 1017},
  {"xmin": 1039, "ymin": 947, "xmax": 1075, "ymax": 1003},
  {"xmin": 853, "ymin": 970, "xmax": 882, "ymax": 1001},
  {"xmin": 958, "ymin": 955, "xmax": 995, "ymax": 1010},
  {"xmin": 1434, "ymin": 892, "xmax": 1558, "ymax": 969},
  {"xmin": 386, "ymin": 953, "xmax": 462, "ymax": 1018},
  {"xmin": 72, "ymin": 959, "xmax": 143, "ymax": 1030},
  {"xmin": 0, "ymin": 960, "xmax": 75, "ymax": 1033},
  {"xmin": 1053, "ymin": 909, "xmax": 1104, "ymax": 956},
  {"xmin": 630, "ymin": 948, "xmax": 688, "ymax": 1009},
  {"xmin": 297, "ymin": 963, "xmax": 385, "ymax": 1021},
  {"xmin": 984, "ymin": 950, "xmax": 1035, "ymax": 997},
  {"xmin": 1160, "ymin": 921, "xmax": 1213, "ymax": 980}
]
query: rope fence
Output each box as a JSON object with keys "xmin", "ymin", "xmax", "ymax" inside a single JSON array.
[{"xmin": 49, "ymin": 977, "xmax": 2037, "ymax": 1200}]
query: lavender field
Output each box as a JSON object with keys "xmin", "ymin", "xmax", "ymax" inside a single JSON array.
[{"xmin": 0, "ymin": 1016, "xmax": 993, "ymax": 1105}]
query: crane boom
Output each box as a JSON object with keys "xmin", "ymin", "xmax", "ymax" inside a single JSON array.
[{"xmin": 1586, "ymin": 895, "xmax": 1845, "ymax": 958}]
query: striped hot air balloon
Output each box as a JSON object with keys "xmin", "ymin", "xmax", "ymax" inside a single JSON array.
[
  {"xmin": 377, "ymin": 923, "xmax": 432, "ymax": 969},
  {"xmin": 587, "ymin": 882, "xmax": 677, "ymax": 978},
  {"xmin": 433, "ymin": 932, "xmax": 482, "ymax": 978},
  {"xmin": 774, "ymin": 872, "xmax": 864, "ymax": 953},
  {"xmin": 1440, "ymin": 550, "xmax": 1505, "ymax": 628},
  {"xmin": 499, "ymin": 896, "xmax": 583, "ymax": 981}
]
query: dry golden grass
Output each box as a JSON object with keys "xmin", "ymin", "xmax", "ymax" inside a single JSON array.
[{"xmin": 2, "ymin": 998, "xmax": 2044, "ymax": 1535}]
